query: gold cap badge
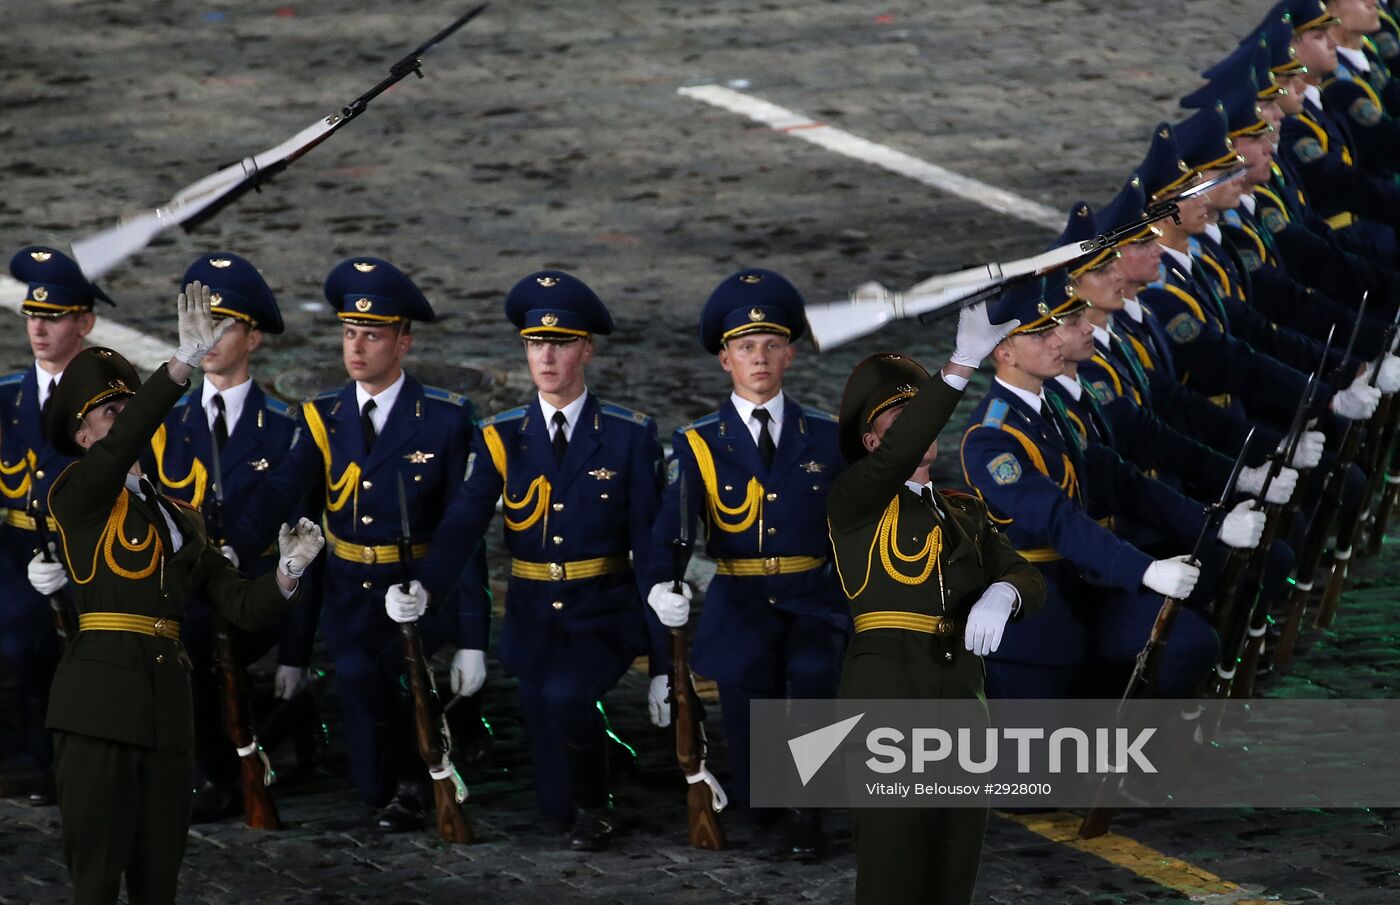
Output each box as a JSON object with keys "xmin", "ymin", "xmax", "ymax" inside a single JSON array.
[
  {"xmin": 748, "ymin": 307, "xmax": 764, "ymax": 322},
  {"xmin": 31, "ymin": 287, "xmax": 48, "ymax": 301},
  {"xmin": 209, "ymin": 258, "xmax": 233, "ymax": 269},
  {"xmin": 739, "ymin": 274, "xmax": 763, "ymax": 284},
  {"xmin": 1177, "ymin": 160, "xmax": 1189, "ymax": 173},
  {"xmin": 353, "ymin": 262, "xmax": 377, "ymax": 273},
  {"xmin": 29, "ymin": 251, "xmax": 51, "ymax": 262},
  {"xmin": 537, "ymin": 276, "xmax": 559, "ymax": 288},
  {"xmin": 355, "ymin": 298, "xmax": 373, "ymax": 312},
  {"xmin": 209, "ymin": 292, "xmax": 223, "ymax": 304},
  {"xmin": 1037, "ymin": 302, "xmax": 1051, "ymax": 316},
  {"xmin": 541, "ymin": 313, "xmax": 559, "ymax": 327},
  {"xmin": 1158, "ymin": 127, "xmax": 1170, "ymax": 139}
]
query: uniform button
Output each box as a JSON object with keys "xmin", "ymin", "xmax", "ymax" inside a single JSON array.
[
  {"xmin": 414, "ymin": 474, "xmax": 423, "ymax": 483},
  {"xmin": 552, "ymin": 502, "xmax": 564, "ymax": 512},
  {"xmin": 599, "ymin": 492, "xmax": 609, "ymax": 500},
  {"xmin": 552, "ymin": 535, "xmax": 564, "ymax": 545},
  {"xmin": 131, "ymin": 537, "xmax": 140, "ymax": 544},
  {"xmin": 765, "ymin": 492, "xmax": 778, "ymax": 502},
  {"xmin": 34, "ymin": 470, "xmax": 44, "ymax": 480},
  {"xmin": 361, "ymin": 515, "xmax": 374, "ymax": 525},
  {"xmin": 766, "ymin": 527, "xmax": 776, "ymax": 536},
  {"xmin": 362, "ymin": 581, "xmax": 374, "ymax": 589},
  {"xmin": 812, "ymin": 484, "xmax": 821, "ymax": 491},
  {"xmin": 551, "ymin": 600, "xmax": 564, "ymax": 610},
  {"xmin": 362, "ymin": 480, "xmax": 373, "ymax": 490},
  {"xmin": 723, "ymin": 484, "xmax": 733, "ymax": 492},
  {"xmin": 944, "ymin": 652, "xmax": 953, "ymax": 662},
  {"xmin": 156, "ymin": 654, "xmax": 166, "ymax": 664},
  {"xmin": 767, "ymin": 596, "xmax": 777, "ymax": 605}
]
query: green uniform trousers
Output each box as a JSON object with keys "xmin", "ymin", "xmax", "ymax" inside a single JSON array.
[
  {"xmin": 55, "ymin": 731, "xmax": 193, "ymax": 905},
  {"xmin": 841, "ymin": 629, "xmax": 989, "ymax": 905}
]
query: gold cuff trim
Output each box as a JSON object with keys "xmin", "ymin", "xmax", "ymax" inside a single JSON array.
[
  {"xmin": 1016, "ymin": 516, "xmax": 1114, "ymax": 562},
  {"xmin": 853, "ymin": 611, "xmax": 958, "ymax": 635},
  {"xmin": 78, "ymin": 612, "xmax": 181, "ymax": 640},
  {"xmin": 510, "ymin": 554, "xmax": 629, "ymax": 581},
  {"xmin": 1325, "ymin": 212, "xmax": 1355, "ymax": 230},
  {"xmin": 714, "ymin": 555, "xmax": 826, "ymax": 577}
]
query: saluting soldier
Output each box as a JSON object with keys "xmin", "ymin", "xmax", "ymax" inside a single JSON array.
[
  {"xmin": 39, "ymin": 284, "xmax": 322, "ymax": 905},
  {"xmin": 226, "ymin": 258, "xmax": 490, "ymax": 831},
  {"xmin": 645, "ymin": 269, "xmax": 847, "ymax": 859},
  {"xmin": 0, "ymin": 245, "xmax": 113, "ymax": 805},
  {"xmin": 431, "ymin": 271, "xmax": 664, "ymax": 850},
  {"xmin": 827, "ymin": 305, "xmax": 1044, "ymax": 905},
  {"xmin": 143, "ymin": 253, "xmax": 322, "ymax": 818}
]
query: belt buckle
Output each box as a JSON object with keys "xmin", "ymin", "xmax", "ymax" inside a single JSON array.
[
  {"xmin": 936, "ymin": 619, "xmax": 953, "ymax": 636},
  {"xmin": 548, "ymin": 562, "xmax": 564, "ymax": 581},
  {"xmin": 152, "ymin": 618, "xmax": 168, "ymax": 636},
  {"xmin": 762, "ymin": 556, "xmax": 779, "ymax": 576},
  {"xmin": 361, "ymin": 546, "xmax": 377, "ymax": 564}
]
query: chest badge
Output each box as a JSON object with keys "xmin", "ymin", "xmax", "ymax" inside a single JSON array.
[
  {"xmin": 800, "ymin": 460, "xmax": 825, "ymax": 473},
  {"xmin": 404, "ymin": 451, "xmax": 435, "ymax": 464},
  {"xmin": 588, "ymin": 467, "xmax": 616, "ymax": 481},
  {"xmin": 249, "ymin": 458, "xmax": 270, "ymax": 472}
]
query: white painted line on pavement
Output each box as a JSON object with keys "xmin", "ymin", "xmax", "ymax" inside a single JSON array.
[
  {"xmin": 677, "ymin": 84, "xmax": 1063, "ymax": 231},
  {"xmin": 0, "ymin": 274, "xmax": 176, "ymax": 372}
]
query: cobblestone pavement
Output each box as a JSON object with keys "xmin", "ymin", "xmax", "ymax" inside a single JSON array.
[{"xmin": 3, "ymin": 1, "xmax": 1400, "ymax": 902}]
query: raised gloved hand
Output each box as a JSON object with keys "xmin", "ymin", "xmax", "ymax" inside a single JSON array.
[
  {"xmin": 218, "ymin": 544, "xmax": 240, "ymax": 569},
  {"xmin": 1238, "ymin": 463, "xmax": 1297, "ymax": 505},
  {"xmin": 1218, "ymin": 499, "xmax": 1265, "ymax": 549},
  {"xmin": 450, "ymin": 649, "xmax": 487, "ymax": 697},
  {"xmin": 277, "ymin": 517, "xmax": 323, "ymax": 579},
  {"xmin": 1374, "ymin": 355, "xmax": 1400, "ymax": 394},
  {"xmin": 950, "ymin": 301, "xmax": 1021, "ymax": 368},
  {"xmin": 1142, "ymin": 554, "xmax": 1201, "ymax": 599},
  {"xmin": 174, "ymin": 281, "xmax": 236, "ymax": 368},
  {"xmin": 962, "ymin": 581, "xmax": 1019, "ymax": 656},
  {"xmin": 1331, "ymin": 382, "xmax": 1382, "ymax": 420},
  {"xmin": 273, "ymin": 665, "xmax": 311, "ymax": 700},
  {"xmin": 1285, "ymin": 430, "xmax": 1325, "ymax": 470},
  {"xmin": 647, "ymin": 675, "xmax": 672, "ymax": 728},
  {"xmin": 27, "ymin": 546, "xmax": 67, "ymax": 596},
  {"xmin": 647, "ymin": 581, "xmax": 692, "ymax": 628},
  {"xmin": 384, "ymin": 580, "xmax": 429, "ymax": 623}
]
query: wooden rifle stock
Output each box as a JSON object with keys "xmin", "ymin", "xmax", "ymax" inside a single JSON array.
[
  {"xmin": 672, "ymin": 629, "xmax": 725, "ymax": 850},
  {"xmin": 1361, "ymin": 397, "xmax": 1400, "ymax": 556},
  {"xmin": 214, "ymin": 618, "xmax": 280, "ymax": 829},
  {"xmin": 400, "ymin": 624, "xmax": 474, "ymax": 844},
  {"xmin": 1313, "ymin": 421, "xmax": 1370, "ymax": 630}
]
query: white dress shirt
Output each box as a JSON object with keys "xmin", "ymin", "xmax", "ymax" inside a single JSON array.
[
  {"xmin": 1091, "ymin": 320, "xmax": 1114, "ymax": 350},
  {"xmin": 1053, "ymin": 373, "xmax": 1084, "ymax": 401},
  {"xmin": 1239, "ymin": 193, "xmax": 1257, "ymax": 216},
  {"xmin": 994, "ymin": 376, "xmax": 1046, "ymax": 415},
  {"xmin": 34, "ymin": 364, "xmax": 62, "ymax": 409},
  {"xmin": 1337, "ymin": 45, "xmax": 1371, "ymax": 73},
  {"xmin": 730, "ymin": 390, "xmax": 785, "ymax": 448},
  {"xmin": 1158, "ymin": 244, "xmax": 1193, "ymax": 277},
  {"xmin": 355, "ymin": 370, "xmax": 406, "ymax": 434},
  {"xmin": 129, "ymin": 473, "xmax": 183, "ymax": 552},
  {"xmin": 1121, "ymin": 296, "xmax": 1145, "ymax": 323},
  {"xmin": 202, "ymin": 377, "xmax": 253, "ymax": 435},
  {"xmin": 1304, "ymin": 84, "xmax": 1323, "ymax": 110},
  {"xmin": 1203, "ymin": 222, "xmax": 1223, "ymax": 245},
  {"xmin": 539, "ymin": 389, "xmax": 589, "ymax": 442}
]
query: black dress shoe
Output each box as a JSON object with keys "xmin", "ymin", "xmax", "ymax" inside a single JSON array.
[
  {"xmin": 376, "ymin": 782, "xmax": 427, "ymax": 831},
  {"xmin": 293, "ymin": 714, "xmax": 330, "ymax": 772},
  {"xmin": 190, "ymin": 780, "xmax": 241, "ymax": 823},
  {"xmin": 27, "ymin": 772, "xmax": 55, "ymax": 807},
  {"xmin": 785, "ymin": 808, "xmax": 825, "ymax": 862},
  {"xmin": 568, "ymin": 808, "xmax": 614, "ymax": 851}
]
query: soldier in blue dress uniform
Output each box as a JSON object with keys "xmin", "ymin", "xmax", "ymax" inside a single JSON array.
[
  {"xmin": 645, "ymin": 269, "xmax": 847, "ymax": 859},
  {"xmin": 430, "ymin": 270, "xmax": 665, "ymax": 850},
  {"xmin": 959, "ymin": 281, "xmax": 1221, "ymax": 700},
  {"xmin": 227, "ymin": 257, "xmax": 490, "ymax": 830},
  {"xmin": 0, "ymin": 245, "xmax": 113, "ymax": 805},
  {"xmin": 138, "ymin": 252, "xmax": 323, "ymax": 818}
]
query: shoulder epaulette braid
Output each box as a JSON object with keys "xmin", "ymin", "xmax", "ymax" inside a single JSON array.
[
  {"xmin": 479, "ymin": 405, "xmax": 528, "ymax": 428},
  {"xmin": 599, "ymin": 401, "xmax": 652, "ymax": 425},
  {"xmin": 264, "ymin": 397, "xmax": 293, "ymax": 416},
  {"xmin": 805, "ymin": 409, "xmax": 838, "ymax": 423},
  {"xmin": 0, "ymin": 372, "xmax": 25, "ymax": 387},
  {"xmin": 677, "ymin": 412, "xmax": 720, "ymax": 433},
  {"xmin": 423, "ymin": 386, "xmax": 467, "ymax": 407}
]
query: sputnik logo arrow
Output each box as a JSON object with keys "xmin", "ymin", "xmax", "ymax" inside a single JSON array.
[{"xmin": 787, "ymin": 713, "xmax": 865, "ymax": 786}]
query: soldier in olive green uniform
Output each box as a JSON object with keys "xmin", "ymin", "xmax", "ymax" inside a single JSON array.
[
  {"xmin": 826, "ymin": 306, "xmax": 1045, "ymax": 905},
  {"xmin": 35, "ymin": 284, "xmax": 324, "ymax": 905}
]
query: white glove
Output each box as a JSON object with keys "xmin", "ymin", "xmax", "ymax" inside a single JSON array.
[
  {"xmin": 647, "ymin": 581, "xmax": 692, "ymax": 628},
  {"xmin": 384, "ymin": 579, "xmax": 429, "ymax": 623},
  {"xmin": 450, "ymin": 649, "xmax": 487, "ymax": 697},
  {"xmin": 273, "ymin": 665, "xmax": 311, "ymax": 700},
  {"xmin": 1286, "ymin": 431, "xmax": 1326, "ymax": 470},
  {"xmin": 951, "ymin": 301, "xmax": 1021, "ymax": 368},
  {"xmin": 218, "ymin": 544, "xmax": 240, "ymax": 569},
  {"xmin": 647, "ymin": 674, "xmax": 672, "ymax": 728},
  {"xmin": 277, "ymin": 517, "xmax": 324, "ymax": 579},
  {"xmin": 962, "ymin": 581, "xmax": 1019, "ymax": 656},
  {"xmin": 1331, "ymin": 383, "xmax": 1382, "ymax": 420},
  {"xmin": 1375, "ymin": 355, "xmax": 1400, "ymax": 394},
  {"xmin": 1142, "ymin": 554, "xmax": 1201, "ymax": 599},
  {"xmin": 174, "ymin": 281, "xmax": 236, "ymax": 368},
  {"xmin": 27, "ymin": 546, "xmax": 67, "ymax": 595},
  {"xmin": 1238, "ymin": 463, "xmax": 1297, "ymax": 505},
  {"xmin": 1217, "ymin": 499, "xmax": 1265, "ymax": 549}
]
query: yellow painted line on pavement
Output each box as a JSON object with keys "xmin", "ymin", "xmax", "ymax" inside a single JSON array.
[{"xmin": 999, "ymin": 810, "xmax": 1288, "ymax": 904}]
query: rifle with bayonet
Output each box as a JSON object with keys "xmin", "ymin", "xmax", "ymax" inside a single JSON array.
[
  {"xmin": 1313, "ymin": 304, "xmax": 1400, "ymax": 630},
  {"xmin": 26, "ymin": 460, "xmax": 77, "ymax": 648},
  {"xmin": 669, "ymin": 476, "xmax": 727, "ymax": 849},
  {"xmin": 205, "ymin": 431, "xmax": 281, "ymax": 829},
  {"xmin": 1273, "ymin": 293, "xmax": 1372, "ymax": 668},
  {"xmin": 1215, "ymin": 327, "xmax": 1332, "ymax": 703},
  {"xmin": 1360, "ymin": 393, "xmax": 1400, "ymax": 556},
  {"xmin": 395, "ymin": 473, "xmax": 474, "ymax": 844},
  {"xmin": 1077, "ymin": 428, "xmax": 1255, "ymax": 840},
  {"xmin": 803, "ymin": 166, "xmax": 1246, "ymax": 351},
  {"xmin": 70, "ymin": 3, "xmax": 490, "ymax": 280}
]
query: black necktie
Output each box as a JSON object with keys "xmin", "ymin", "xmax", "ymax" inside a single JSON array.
[
  {"xmin": 138, "ymin": 475, "xmax": 175, "ymax": 553},
  {"xmin": 361, "ymin": 399, "xmax": 377, "ymax": 453},
  {"xmin": 39, "ymin": 377, "xmax": 55, "ymax": 429},
  {"xmin": 551, "ymin": 411, "xmax": 569, "ymax": 464},
  {"xmin": 920, "ymin": 485, "xmax": 942, "ymax": 521},
  {"xmin": 211, "ymin": 393, "xmax": 229, "ymax": 450},
  {"xmin": 752, "ymin": 407, "xmax": 775, "ymax": 469}
]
